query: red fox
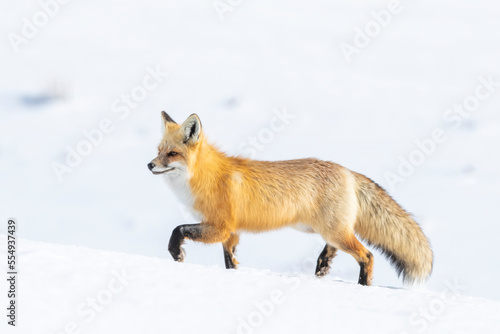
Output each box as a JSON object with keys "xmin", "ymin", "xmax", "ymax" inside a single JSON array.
[{"xmin": 148, "ymin": 112, "xmax": 433, "ymax": 286}]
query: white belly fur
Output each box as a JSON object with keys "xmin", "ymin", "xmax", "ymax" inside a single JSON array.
[{"xmin": 291, "ymin": 223, "xmax": 315, "ymax": 233}]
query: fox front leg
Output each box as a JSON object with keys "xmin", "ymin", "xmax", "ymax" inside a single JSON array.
[
  {"xmin": 168, "ymin": 223, "xmax": 231, "ymax": 263},
  {"xmin": 168, "ymin": 224, "xmax": 198, "ymax": 262},
  {"xmin": 222, "ymin": 233, "xmax": 240, "ymax": 269}
]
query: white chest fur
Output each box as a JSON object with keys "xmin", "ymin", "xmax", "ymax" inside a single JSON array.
[{"xmin": 162, "ymin": 162, "xmax": 203, "ymax": 221}]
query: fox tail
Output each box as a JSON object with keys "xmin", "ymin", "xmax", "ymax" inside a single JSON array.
[{"xmin": 353, "ymin": 173, "xmax": 433, "ymax": 283}]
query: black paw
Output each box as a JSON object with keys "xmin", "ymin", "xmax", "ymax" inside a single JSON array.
[
  {"xmin": 315, "ymin": 266, "xmax": 330, "ymax": 278},
  {"xmin": 169, "ymin": 246, "xmax": 185, "ymax": 263},
  {"xmin": 315, "ymin": 258, "xmax": 330, "ymax": 278}
]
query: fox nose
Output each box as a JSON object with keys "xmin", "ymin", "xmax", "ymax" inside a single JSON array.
[{"xmin": 148, "ymin": 162, "xmax": 155, "ymax": 171}]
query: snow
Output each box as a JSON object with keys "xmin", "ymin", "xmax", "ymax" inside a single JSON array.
[
  {"xmin": 1, "ymin": 0, "xmax": 500, "ymax": 332},
  {"xmin": 3, "ymin": 235, "xmax": 500, "ymax": 334}
]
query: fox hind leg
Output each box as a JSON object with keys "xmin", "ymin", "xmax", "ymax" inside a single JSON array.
[
  {"xmin": 315, "ymin": 244, "xmax": 338, "ymax": 278},
  {"xmin": 222, "ymin": 233, "xmax": 240, "ymax": 269},
  {"xmin": 336, "ymin": 234, "xmax": 374, "ymax": 286}
]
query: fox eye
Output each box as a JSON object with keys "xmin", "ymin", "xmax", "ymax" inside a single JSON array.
[{"xmin": 168, "ymin": 151, "xmax": 178, "ymax": 157}]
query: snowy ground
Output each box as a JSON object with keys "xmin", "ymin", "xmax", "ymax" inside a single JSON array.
[
  {"xmin": 1, "ymin": 0, "xmax": 500, "ymax": 332},
  {"xmin": 3, "ymin": 236, "xmax": 500, "ymax": 334}
]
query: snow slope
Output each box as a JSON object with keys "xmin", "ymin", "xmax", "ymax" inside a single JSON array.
[{"xmin": 2, "ymin": 235, "xmax": 500, "ymax": 334}]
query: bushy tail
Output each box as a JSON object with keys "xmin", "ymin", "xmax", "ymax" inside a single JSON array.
[{"xmin": 353, "ymin": 173, "xmax": 433, "ymax": 284}]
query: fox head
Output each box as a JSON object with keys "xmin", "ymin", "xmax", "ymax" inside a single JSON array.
[{"xmin": 148, "ymin": 111, "xmax": 202, "ymax": 176}]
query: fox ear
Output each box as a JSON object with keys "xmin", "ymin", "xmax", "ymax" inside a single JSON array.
[
  {"xmin": 161, "ymin": 111, "xmax": 177, "ymax": 125},
  {"xmin": 180, "ymin": 114, "xmax": 202, "ymax": 144}
]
